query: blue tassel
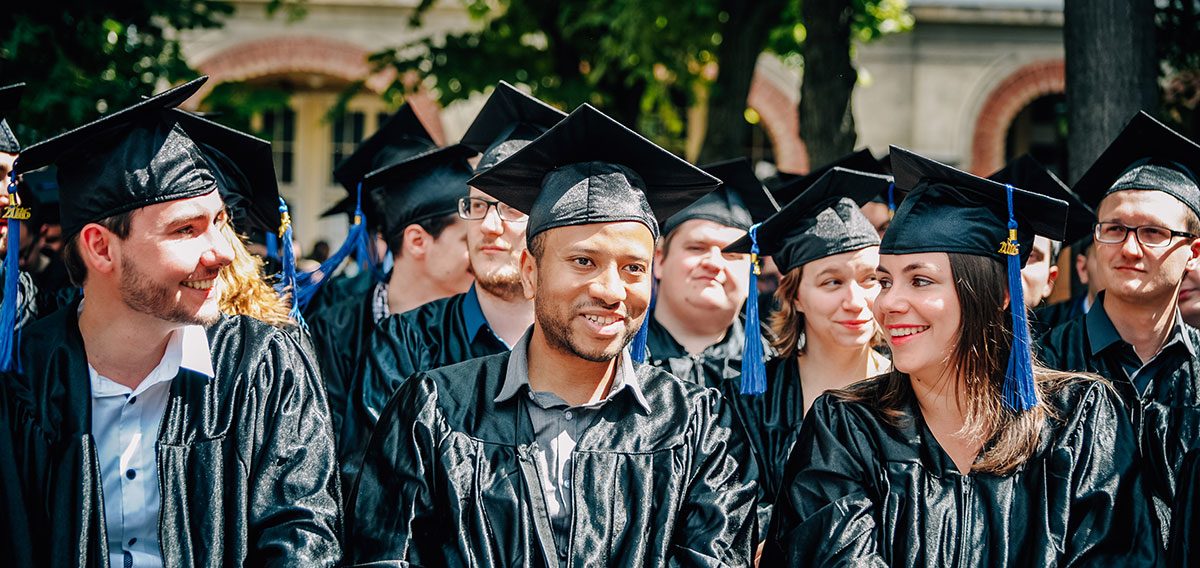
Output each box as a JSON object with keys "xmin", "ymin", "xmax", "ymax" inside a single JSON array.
[
  {"xmin": 265, "ymin": 231, "xmax": 279, "ymax": 261},
  {"xmin": 293, "ymin": 182, "xmax": 386, "ymax": 310},
  {"xmin": 629, "ymin": 264, "xmax": 656, "ymax": 364},
  {"xmin": 740, "ymin": 223, "xmax": 766, "ymax": 396},
  {"xmin": 272, "ymin": 198, "xmax": 306, "ymax": 329},
  {"xmin": 1000, "ymin": 184, "xmax": 1037, "ymax": 412},
  {"xmin": 0, "ymin": 172, "xmax": 22, "ymax": 372}
]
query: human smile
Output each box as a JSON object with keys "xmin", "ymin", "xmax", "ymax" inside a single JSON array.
[
  {"xmin": 580, "ymin": 312, "xmax": 625, "ymax": 336},
  {"xmin": 887, "ymin": 324, "xmax": 929, "ymax": 345},
  {"xmin": 181, "ymin": 279, "xmax": 216, "ymax": 291}
]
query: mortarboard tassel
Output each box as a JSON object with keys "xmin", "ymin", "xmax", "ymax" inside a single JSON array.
[
  {"xmin": 1000, "ymin": 183, "xmax": 1037, "ymax": 412},
  {"xmin": 887, "ymin": 182, "xmax": 896, "ymax": 219},
  {"xmin": 265, "ymin": 230, "xmax": 279, "ymax": 262},
  {"xmin": 0, "ymin": 172, "xmax": 23, "ymax": 372},
  {"xmin": 273, "ymin": 197, "xmax": 306, "ymax": 329},
  {"xmin": 628, "ymin": 264, "xmax": 656, "ymax": 364},
  {"xmin": 294, "ymin": 182, "xmax": 383, "ymax": 309},
  {"xmin": 740, "ymin": 223, "xmax": 766, "ymax": 395}
]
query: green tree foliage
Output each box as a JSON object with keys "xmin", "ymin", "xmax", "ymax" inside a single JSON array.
[
  {"xmin": 374, "ymin": 0, "xmax": 909, "ymax": 155},
  {"xmin": 1, "ymin": 1, "xmax": 237, "ymax": 144},
  {"xmin": 1157, "ymin": 0, "xmax": 1200, "ymax": 137}
]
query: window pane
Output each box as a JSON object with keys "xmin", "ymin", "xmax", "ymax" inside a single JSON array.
[{"xmin": 331, "ymin": 111, "xmax": 367, "ymax": 183}]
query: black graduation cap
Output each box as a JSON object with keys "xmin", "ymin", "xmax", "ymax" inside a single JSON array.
[
  {"xmin": 13, "ymin": 76, "xmax": 213, "ymax": 238},
  {"xmin": 725, "ymin": 167, "xmax": 886, "ymax": 273},
  {"xmin": 989, "ymin": 154, "xmax": 1095, "ymax": 245},
  {"xmin": 170, "ymin": 108, "xmax": 281, "ymax": 235},
  {"xmin": 660, "ymin": 157, "xmax": 779, "ymax": 235},
  {"xmin": 467, "ymin": 103, "xmax": 720, "ymax": 241},
  {"xmin": 1073, "ymin": 111, "xmax": 1200, "ymax": 221},
  {"xmin": 459, "ymin": 81, "xmax": 567, "ymax": 174},
  {"xmin": 16, "ymin": 167, "xmax": 60, "ymax": 227},
  {"xmin": 770, "ymin": 149, "xmax": 887, "ymax": 207},
  {"xmin": 0, "ymin": 83, "xmax": 24, "ymax": 154},
  {"xmin": 362, "ymin": 144, "xmax": 475, "ymax": 243},
  {"xmin": 327, "ymin": 104, "xmax": 440, "ymax": 226}
]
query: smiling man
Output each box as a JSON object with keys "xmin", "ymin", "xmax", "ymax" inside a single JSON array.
[
  {"xmin": 346, "ymin": 104, "xmax": 757, "ymax": 566},
  {"xmin": 0, "ymin": 78, "xmax": 341, "ymax": 566},
  {"xmin": 1039, "ymin": 111, "xmax": 1200, "ymax": 549},
  {"xmin": 647, "ymin": 157, "xmax": 778, "ymax": 384}
]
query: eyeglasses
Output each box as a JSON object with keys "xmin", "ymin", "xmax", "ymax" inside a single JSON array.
[
  {"xmin": 1094, "ymin": 222, "xmax": 1197, "ymax": 248},
  {"xmin": 457, "ymin": 197, "xmax": 528, "ymax": 222}
]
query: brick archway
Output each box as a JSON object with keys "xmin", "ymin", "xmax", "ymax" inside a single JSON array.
[
  {"xmin": 190, "ymin": 36, "xmax": 444, "ymax": 142},
  {"xmin": 969, "ymin": 59, "xmax": 1065, "ymax": 175},
  {"xmin": 748, "ymin": 73, "xmax": 809, "ymax": 174}
]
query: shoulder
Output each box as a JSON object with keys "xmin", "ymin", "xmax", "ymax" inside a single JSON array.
[
  {"xmin": 397, "ymin": 294, "xmax": 460, "ymax": 323},
  {"xmin": 1040, "ymin": 374, "xmax": 1123, "ymax": 427},
  {"xmin": 209, "ymin": 314, "xmax": 312, "ymax": 368},
  {"xmin": 1037, "ymin": 314, "xmax": 1089, "ymax": 365}
]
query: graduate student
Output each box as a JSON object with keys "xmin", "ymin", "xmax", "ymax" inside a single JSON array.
[
  {"xmin": 0, "ymin": 77, "xmax": 341, "ymax": 566},
  {"xmin": 346, "ymin": 103, "xmax": 758, "ymax": 566},
  {"xmin": 723, "ymin": 167, "xmax": 891, "ymax": 534},
  {"xmin": 764, "ymin": 146, "xmax": 1159, "ymax": 566},
  {"xmin": 1038, "ymin": 112, "xmax": 1200, "ymax": 545},
  {"xmin": 342, "ymin": 82, "xmax": 565, "ymax": 455},
  {"xmin": 646, "ymin": 157, "xmax": 778, "ymax": 384}
]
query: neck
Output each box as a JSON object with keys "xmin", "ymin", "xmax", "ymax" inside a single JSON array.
[
  {"xmin": 526, "ymin": 324, "xmax": 617, "ymax": 406},
  {"xmin": 653, "ymin": 299, "xmax": 737, "ymax": 355},
  {"xmin": 1103, "ymin": 291, "xmax": 1179, "ymax": 362},
  {"xmin": 798, "ymin": 335, "xmax": 881, "ymax": 388},
  {"xmin": 386, "ymin": 256, "xmax": 446, "ymax": 315},
  {"xmin": 77, "ymin": 289, "xmax": 177, "ymax": 390},
  {"xmin": 477, "ymin": 285, "xmax": 534, "ymax": 346}
]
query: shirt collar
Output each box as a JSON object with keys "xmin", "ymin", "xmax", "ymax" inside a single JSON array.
[
  {"xmin": 494, "ymin": 327, "xmax": 651, "ymax": 412},
  {"xmin": 1086, "ymin": 292, "xmax": 1196, "ymax": 358},
  {"xmin": 461, "ymin": 284, "xmax": 491, "ymax": 343},
  {"xmin": 89, "ymin": 324, "xmax": 214, "ymax": 398}
]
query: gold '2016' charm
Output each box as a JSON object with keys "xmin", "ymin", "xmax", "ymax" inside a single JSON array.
[
  {"xmin": 997, "ymin": 229, "xmax": 1019, "ymax": 256},
  {"xmin": 1, "ymin": 205, "xmax": 31, "ymax": 221}
]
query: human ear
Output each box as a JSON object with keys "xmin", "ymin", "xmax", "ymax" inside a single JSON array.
[
  {"xmin": 79, "ymin": 224, "xmax": 118, "ymax": 276},
  {"xmin": 519, "ymin": 249, "xmax": 537, "ymax": 300}
]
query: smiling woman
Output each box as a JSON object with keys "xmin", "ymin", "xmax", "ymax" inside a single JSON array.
[{"xmin": 762, "ymin": 147, "xmax": 1160, "ymax": 566}]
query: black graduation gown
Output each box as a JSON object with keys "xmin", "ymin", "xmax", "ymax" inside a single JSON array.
[
  {"xmin": 1170, "ymin": 446, "xmax": 1200, "ymax": 566},
  {"xmin": 345, "ymin": 352, "xmax": 759, "ymax": 566},
  {"xmin": 1031, "ymin": 294, "xmax": 1086, "ymax": 338},
  {"xmin": 763, "ymin": 375, "xmax": 1161, "ymax": 567},
  {"xmin": 645, "ymin": 315, "xmax": 748, "ymax": 386},
  {"xmin": 307, "ymin": 289, "xmax": 377, "ymax": 442},
  {"xmin": 340, "ymin": 291, "xmax": 510, "ymax": 486},
  {"xmin": 1038, "ymin": 298, "xmax": 1200, "ymax": 544},
  {"xmin": 303, "ymin": 269, "xmax": 375, "ymax": 319},
  {"xmin": 0, "ymin": 301, "xmax": 343, "ymax": 566}
]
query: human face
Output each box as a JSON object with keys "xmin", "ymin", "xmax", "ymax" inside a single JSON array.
[
  {"xmin": 860, "ymin": 202, "xmax": 891, "ymax": 239},
  {"xmin": 655, "ymin": 219, "xmax": 750, "ymax": 318},
  {"xmin": 1180, "ymin": 267, "xmax": 1200, "ymax": 328},
  {"xmin": 795, "ymin": 247, "xmax": 881, "ymax": 349},
  {"xmin": 1094, "ymin": 190, "xmax": 1200, "ymax": 304},
  {"xmin": 523, "ymin": 222, "xmax": 654, "ymax": 362},
  {"xmin": 875, "ymin": 252, "xmax": 961, "ymax": 382},
  {"xmin": 1020, "ymin": 236, "xmax": 1058, "ymax": 309},
  {"xmin": 113, "ymin": 191, "xmax": 233, "ymax": 326},
  {"xmin": 424, "ymin": 218, "xmax": 474, "ymax": 296},
  {"xmin": 466, "ymin": 186, "xmax": 528, "ymax": 300}
]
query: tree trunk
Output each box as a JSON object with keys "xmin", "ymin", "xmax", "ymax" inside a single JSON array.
[
  {"xmin": 1064, "ymin": 0, "xmax": 1157, "ymax": 184},
  {"xmin": 696, "ymin": 0, "xmax": 786, "ymax": 164},
  {"xmin": 798, "ymin": 0, "xmax": 858, "ymax": 170}
]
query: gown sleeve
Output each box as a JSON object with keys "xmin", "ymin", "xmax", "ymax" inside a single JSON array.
[
  {"xmin": 346, "ymin": 374, "xmax": 445, "ymax": 567},
  {"xmin": 668, "ymin": 389, "xmax": 759, "ymax": 567},
  {"xmin": 763, "ymin": 393, "xmax": 887, "ymax": 567},
  {"xmin": 1170, "ymin": 446, "xmax": 1200, "ymax": 566},
  {"xmin": 245, "ymin": 329, "xmax": 344, "ymax": 566},
  {"xmin": 1061, "ymin": 381, "xmax": 1161, "ymax": 566}
]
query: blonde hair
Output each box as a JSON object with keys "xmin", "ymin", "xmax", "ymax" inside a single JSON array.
[{"xmin": 218, "ymin": 224, "xmax": 294, "ymax": 327}]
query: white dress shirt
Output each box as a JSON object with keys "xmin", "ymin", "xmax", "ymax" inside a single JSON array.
[{"xmin": 89, "ymin": 324, "xmax": 214, "ymax": 568}]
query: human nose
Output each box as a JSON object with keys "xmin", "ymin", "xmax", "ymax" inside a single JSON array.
[
  {"xmin": 590, "ymin": 263, "xmax": 627, "ymax": 306},
  {"xmin": 1119, "ymin": 227, "xmax": 1145, "ymax": 258},
  {"xmin": 204, "ymin": 227, "xmax": 235, "ymax": 268},
  {"xmin": 480, "ymin": 204, "xmax": 504, "ymax": 236},
  {"xmin": 844, "ymin": 281, "xmax": 870, "ymax": 311}
]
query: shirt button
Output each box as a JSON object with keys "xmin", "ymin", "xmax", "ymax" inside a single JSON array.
[
  {"xmin": 129, "ymin": 537, "xmax": 137, "ymax": 546},
  {"xmin": 125, "ymin": 469, "xmax": 136, "ymax": 480},
  {"xmin": 564, "ymin": 411, "xmax": 574, "ymax": 421},
  {"xmin": 128, "ymin": 396, "xmax": 136, "ymax": 405}
]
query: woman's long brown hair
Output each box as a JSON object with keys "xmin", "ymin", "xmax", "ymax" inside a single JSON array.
[{"xmin": 833, "ymin": 252, "xmax": 1076, "ymax": 475}]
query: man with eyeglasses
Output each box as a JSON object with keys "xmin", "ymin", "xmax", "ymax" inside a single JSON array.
[
  {"xmin": 340, "ymin": 83, "xmax": 564, "ymax": 482},
  {"xmin": 1040, "ymin": 112, "xmax": 1200, "ymax": 550}
]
